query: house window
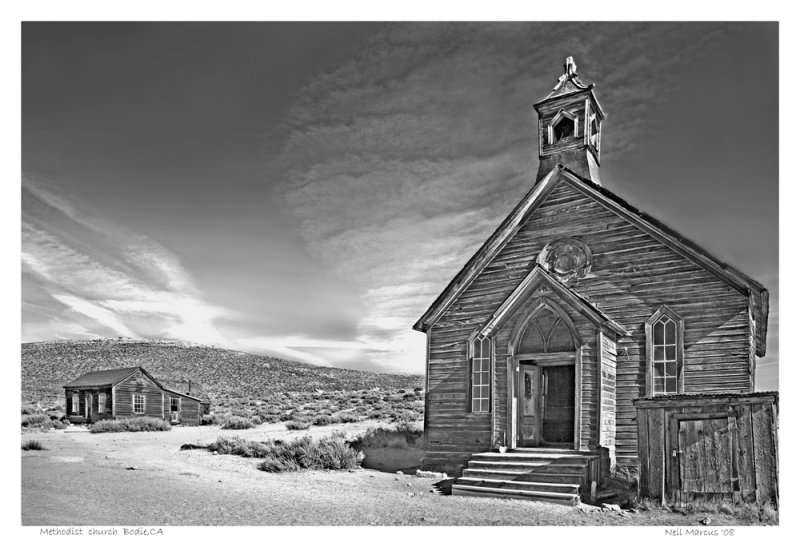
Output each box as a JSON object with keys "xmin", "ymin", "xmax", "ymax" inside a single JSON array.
[
  {"xmin": 470, "ymin": 336, "xmax": 492, "ymax": 413},
  {"xmin": 71, "ymin": 393, "xmax": 80, "ymax": 415},
  {"xmin": 646, "ymin": 306, "xmax": 684, "ymax": 396},
  {"xmin": 170, "ymin": 397, "xmax": 180, "ymax": 413},
  {"xmin": 98, "ymin": 392, "xmax": 106, "ymax": 413},
  {"xmin": 133, "ymin": 393, "xmax": 146, "ymax": 414}
]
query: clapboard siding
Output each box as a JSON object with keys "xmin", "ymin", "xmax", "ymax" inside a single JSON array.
[
  {"xmin": 114, "ymin": 370, "xmax": 165, "ymax": 419},
  {"xmin": 424, "ymin": 176, "xmax": 752, "ymax": 470},
  {"xmin": 162, "ymin": 391, "xmax": 202, "ymax": 425}
]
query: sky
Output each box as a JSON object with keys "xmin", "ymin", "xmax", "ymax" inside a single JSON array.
[{"xmin": 21, "ymin": 22, "xmax": 778, "ymax": 388}]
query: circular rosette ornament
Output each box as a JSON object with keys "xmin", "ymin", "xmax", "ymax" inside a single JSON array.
[{"xmin": 537, "ymin": 238, "xmax": 592, "ymax": 283}]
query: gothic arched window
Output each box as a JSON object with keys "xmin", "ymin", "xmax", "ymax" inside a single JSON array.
[
  {"xmin": 469, "ymin": 336, "xmax": 491, "ymax": 413},
  {"xmin": 517, "ymin": 305, "xmax": 578, "ymax": 354},
  {"xmin": 645, "ymin": 306, "xmax": 684, "ymax": 396}
]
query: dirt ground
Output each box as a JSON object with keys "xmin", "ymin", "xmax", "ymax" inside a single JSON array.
[{"xmin": 21, "ymin": 422, "xmax": 765, "ymax": 526}]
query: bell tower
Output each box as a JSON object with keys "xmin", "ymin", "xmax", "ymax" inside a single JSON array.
[{"xmin": 534, "ymin": 57, "xmax": 606, "ymax": 184}]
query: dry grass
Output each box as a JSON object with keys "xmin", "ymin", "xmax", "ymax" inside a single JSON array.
[{"xmin": 22, "ymin": 439, "xmax": 45, "ymax": 451}]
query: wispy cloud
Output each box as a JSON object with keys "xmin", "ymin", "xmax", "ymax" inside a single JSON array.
[{"xmin": 22, "ymin": 175, "xmax": 230, "ymax": 348}]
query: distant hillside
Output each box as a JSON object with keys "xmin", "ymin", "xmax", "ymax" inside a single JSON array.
[{"xmin": 21, "ymin": 338, "xmax": 423, "ymax": 405}]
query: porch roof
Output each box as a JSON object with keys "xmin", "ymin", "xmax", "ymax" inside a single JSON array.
[{"xmin": 477, "ymin": 264, "xmax": 629, "ymax": 338}]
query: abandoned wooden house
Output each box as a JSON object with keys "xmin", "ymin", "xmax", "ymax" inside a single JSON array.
[
  {"xmin": 413, "ymin": 57, "xmax": 771, "ymax": 504},
  {"xmin": 64, "ymin": 366, "xmax": 210, "ymax": 426}
]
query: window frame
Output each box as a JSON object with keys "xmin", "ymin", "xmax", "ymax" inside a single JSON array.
[
  {"xmin": 133, "ymin": 393, "xmax": 146, "ymax": 415},
  {"xmin": 71, "ymin": 392, "xmax": 80, "ymax": 415},
  {"xmin": 170, "ymin": 397, "xmax": 181, "ymax": 413},
  {"xmin": 645, "ymin": 305, "xmax": 685, "ymax": 397},
  {"xmin": 547, "ymin": 109, "xmax": 580, "ymax": 145},
  {"xmin": 97, "ymin": 392, "xmax": 106, "ymax": 413},
  {"xmin": 468, "ymin": 334, "xmax": 492, "ymax": 413}
]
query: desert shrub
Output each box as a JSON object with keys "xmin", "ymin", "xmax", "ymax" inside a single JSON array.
[
  {"xmin": 50, "ymin": 419, "xmax": 68, "ymax": 430},
  {"xmin": 210, "ymin": 436, "xmax": 272, "ymax": 458},
  {"xmin": 21, "ymin": 405, "xmax": 38, "ymax": 415},
  {"xmin": 200, "ymin": 414, "xmax": 214, "ymax": 426},
  {"xmin": 313, "ymin": 414, "xmax": 332, "ymax": 426},
  {"xmin": 220, "ymin": 416, "xmax": 255, "ymax": 430},
  {"xmin": 332, "ymin": 411, "xmax": 359, "ymax": 424},
  {"xmin": 90, "ymin": 417, "xmax": 171, "ymax": 433},
  {"xmin": 22, "ymin": 439, "xmax": 45, "ymax": 451},
  {"xmin": 256, "ymin": 435, "xmax": 364, "ymax": 472},
  {"xmin": 21, "ymin": 413, "xmax": 50, "ymax": 428},
  {"xmin": 392, "ymin": 410, "xmax": 420, "ymax": 423},
  {"xmin": 285, "ymin": 420, "xmax": 311, "ymax": 431}
]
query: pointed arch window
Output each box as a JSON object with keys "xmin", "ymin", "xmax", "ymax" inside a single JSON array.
[
  {"xmin": 516, "ymin": 304, "xmax": 578, "ymax": 354},
  {"xmin": 645, "ymin": 306, "xmax": 684, "ymax": 396},
  {"xmin": 469, "ymin": 335, "xmax": 492, "ymax": 413}
]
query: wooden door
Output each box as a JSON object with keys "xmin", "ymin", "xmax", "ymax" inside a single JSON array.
[
  {"xmin": 541, "ymin": 365, "xmax": 575, "ymax": 444},
  {"xmin": 85, "ymin": 393, "xmax": 92, "ymax": 420},
  {"xmin": 518, "ymin": 364, "xmax": 541, "ymax": 446},
  {"xmin": 678, "ymin": 418, "xmax": 736, "ymax": 503}
]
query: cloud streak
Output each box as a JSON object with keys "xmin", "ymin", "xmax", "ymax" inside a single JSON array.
[{"xmin": 22, "ymin": 175, "xmax": 231, "ymax": 348}]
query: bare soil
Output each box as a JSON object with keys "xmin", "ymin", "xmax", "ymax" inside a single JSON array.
[{"xmin": 21, "ymin": 423, "xmax": 767, "ymax": 526}]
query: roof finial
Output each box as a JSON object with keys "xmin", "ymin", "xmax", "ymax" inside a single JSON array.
[{"xmin": 565, "ymin": 56, "xmax": 577, "ymax": 76}]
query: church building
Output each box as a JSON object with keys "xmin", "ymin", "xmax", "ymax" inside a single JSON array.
[{"xmin": 412, "ymin": 58, "xmax": 770, "ymax": 501}]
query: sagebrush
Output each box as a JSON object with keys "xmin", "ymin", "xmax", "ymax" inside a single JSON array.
[
  {"xmin": 90, "ymin": 417, "xmax": 171, "ymax": 433},
  {"xmin": 209, "ymin": 434, "xmax": 364, "ymax": 472},
  {"xmin": 22, "ymin": 439, "xmax": 45, "ymax": 451}
]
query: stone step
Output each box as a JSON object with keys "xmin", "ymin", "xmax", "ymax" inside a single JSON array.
[
  {"xmin": 467, "ymin": 460, "xmax": 588, "ymax": 474},
  {"xmin": 462, "ymin": 468, "xmax": 586, "ymax": 484},
  {"xmin": 451, "ymin": 484, "xmax": 580, "ymax": 505},
  {"xmin": 455, "ymin": 477, "xmax": 580, "ymax": 494}
]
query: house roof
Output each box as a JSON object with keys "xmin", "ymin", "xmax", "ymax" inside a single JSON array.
[
  {"xmin": 63, "ymin": 367, "xmax": 142, "ymax": 388},
  {"xmin": 478, "ymin": 265, "xmax": 629, "ymax": 339},
  {"xmin": 413, "ymin": 164, "xmax": 769, "ymax": 357},
  {"xmin": 159, "ymin": 379, "xmax": 210, "ymax": 403}
]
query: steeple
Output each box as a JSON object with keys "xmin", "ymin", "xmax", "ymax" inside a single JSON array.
[{"xmin": 533, "ymin": 57, "xmax": 606, "ymax": 184}]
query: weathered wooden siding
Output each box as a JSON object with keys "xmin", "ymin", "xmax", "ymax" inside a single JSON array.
[
  {"xmin": 425, "ymin": 176, "xmax": 751, "ymax": 470},
  {"xmin": 163, "ymin": 391, "xmax": 202, "ymax": 426},
  {"xmin": 114, "ymin": 370, "xmax": 165, "ymax": 419},
  {"xmin": 635, "ymin": 393, "xmax": 778, "ymax": 505},
  {"xmin": 599, "ymin": 332, "xmax": 617, "ymax": 467},
  {"xmin": 64, "ymin": 387, "xmax": 113, "ymax": 422},
  {"xmin": 424, "ymin": 322, "xmax": 492, "ymax": 475}
]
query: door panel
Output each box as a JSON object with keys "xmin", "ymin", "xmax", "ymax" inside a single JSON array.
[
  {"xmin": 518, "ymin": 364, "xmax": 540, "ymax": 446},
  {"xmin": 541, "ymin": 365, "xmax": 575, "ymax": 444},
  {"xmin": 679, "ymin": 418, "xmax": 735, "ymax": 502}
]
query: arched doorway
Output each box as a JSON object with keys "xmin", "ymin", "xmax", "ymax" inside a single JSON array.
[{"xmin": 511, "ymin": 300, "xmax": 580, "ymax": 448}]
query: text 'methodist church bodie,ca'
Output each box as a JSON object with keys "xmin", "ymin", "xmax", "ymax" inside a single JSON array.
[{"xmin": 412, "ymin": 58, "xmax": 770, "ymax": 481}]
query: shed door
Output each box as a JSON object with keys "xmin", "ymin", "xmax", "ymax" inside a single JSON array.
[{"xmin": 678, "ymin": 418, "xmax": 737, "ymax": 502}]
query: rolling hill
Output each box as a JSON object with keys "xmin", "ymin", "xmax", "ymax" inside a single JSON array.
[{"xmin": 21, "ymin": 338, "xmax": 424, "ymax": 406}]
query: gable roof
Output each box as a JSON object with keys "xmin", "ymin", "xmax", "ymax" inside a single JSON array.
[
  {"xmin": 478, "ymin": 264, "xmax": 629, "ymax": 339},
  {"xmin": 413, "ymin": 165, "xmax": 769, "ymax": 357},
  {"xmin": 63, "ymin": 366, "xmax": 165, "ymax": 390},
  {"xmin": 63, "ymin": 367, "xmax": 142, "ymax": 388}
]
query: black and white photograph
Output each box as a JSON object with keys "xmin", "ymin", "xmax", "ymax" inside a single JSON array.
[{"xmin": 12, "ymin": 7, "xmax": 787, "ymax": 538}]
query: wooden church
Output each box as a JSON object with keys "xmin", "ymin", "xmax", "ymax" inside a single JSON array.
[{"xmin": 412, "ymin": 57, "xmax": 770, "ymax": 503}]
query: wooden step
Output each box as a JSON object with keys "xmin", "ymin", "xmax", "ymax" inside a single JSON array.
[
  {"xmin": 467, "ymin": 460, "xmax": 588, "ymax": 474},
  {"xmin": 451, "ymin": 484, "xmax": 580, "ymax": 505},
  {"xmin": 462, "ymin": 468, "xmax": 586, "ymax": 484},
  {"xmin": 471, "ymin": 452, "xmax": 596, "ymax": 463},
  {"xmin": 455, "ymin": 477, "xmax": 580, "ymax": 494}
]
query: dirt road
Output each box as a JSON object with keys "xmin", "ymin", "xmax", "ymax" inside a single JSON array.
[{"xmin": 21, "ymin": 423, "xmax": 752, "ymax": 526}]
